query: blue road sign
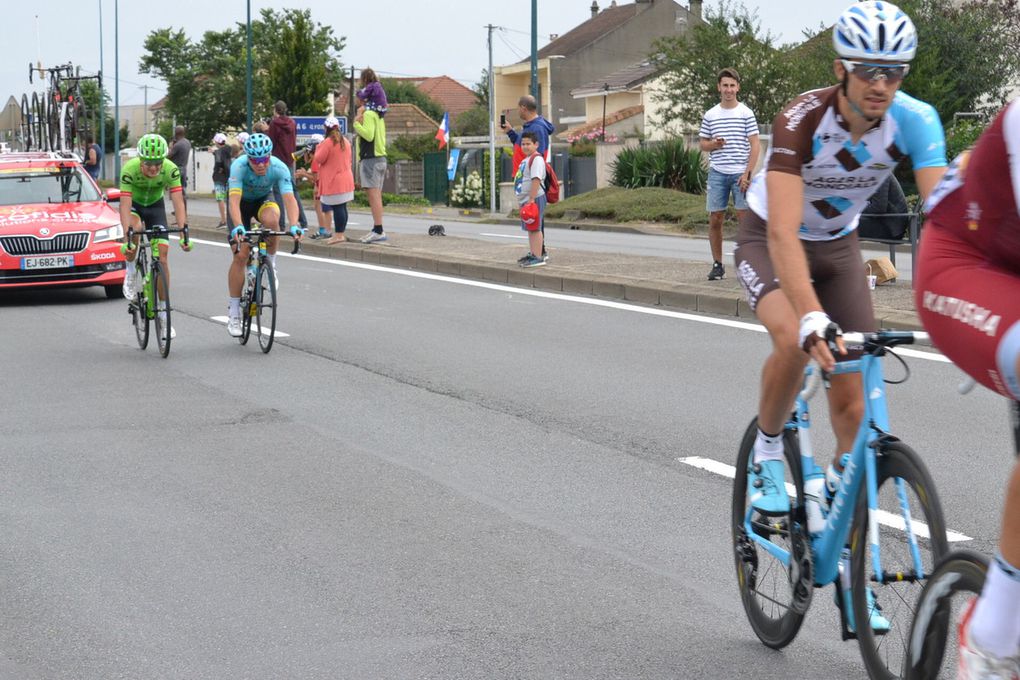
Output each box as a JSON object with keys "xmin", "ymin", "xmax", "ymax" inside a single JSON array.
[{"xmin": 293, "ymin": 115, "xmax": 347, "ymax": 142}]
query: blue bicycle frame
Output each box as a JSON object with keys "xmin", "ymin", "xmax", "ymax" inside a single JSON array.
[{"xmin": 743, "ymin": 338, "xmax": 929, "ymax": 587}]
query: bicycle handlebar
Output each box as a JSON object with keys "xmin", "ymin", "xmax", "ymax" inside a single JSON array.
[
  {"xmin": 799, "ymin": 330, "xmax": 931, "ymax": 401},
  {"xmin": 230, "ymin": 228, "xmax": 301, "ymax": 255}
]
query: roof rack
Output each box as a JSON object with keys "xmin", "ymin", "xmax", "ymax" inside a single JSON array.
[{"xmin": 0, "ymin": 150, "xmax": 83, "ymax": 163}]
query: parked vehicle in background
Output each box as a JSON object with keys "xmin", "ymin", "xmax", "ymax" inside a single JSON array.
[{"xmin": 0, "ymin": 151, "xmax": 126, "ymax": 297}]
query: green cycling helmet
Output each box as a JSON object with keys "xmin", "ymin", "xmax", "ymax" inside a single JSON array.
[{"xmin": 137, "ymin": 133, "xmax": 169, "ymax": 161}]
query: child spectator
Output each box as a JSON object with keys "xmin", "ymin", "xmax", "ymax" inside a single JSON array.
[
  {"xmin": 514, "ymin": 131, "xmax": 546, "ymax": 268},
  {"xmin": 356, "ymin": 68, "xmax": 388, "ymax": 117}
]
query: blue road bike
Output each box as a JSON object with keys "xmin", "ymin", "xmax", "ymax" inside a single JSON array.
[{"xmin": 732, "ymin": 330, "xmax": 950, "ymax": 680}]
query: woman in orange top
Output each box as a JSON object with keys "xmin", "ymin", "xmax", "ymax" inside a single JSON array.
[{"xmin": 314, "ymin": 116, "xmax": 356, "ymax": 244}]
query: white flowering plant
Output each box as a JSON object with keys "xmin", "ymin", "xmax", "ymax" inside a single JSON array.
[{"xmin": 450, "ymin": 170, "xmax": 484, "ymax": 207}]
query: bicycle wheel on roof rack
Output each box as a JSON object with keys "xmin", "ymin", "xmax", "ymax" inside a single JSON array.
[
  {"xmin": 71, "ymin": 98, "xmax": 90, "ymax": 154},
  {"xmin": 20, "ymin": 94, "xmax": 32, "ymax": 150},
  {"xmin": 46, "ymin": 95, "xmax": 60, "ymax": 151},
  {"xmin": 31, "ymin": 92, "xmax": 45, "ymax": 151}
]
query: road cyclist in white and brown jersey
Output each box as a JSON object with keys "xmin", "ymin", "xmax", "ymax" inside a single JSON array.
[{"xmin": 733, "ymin": 0, "xmax": 947, "ymax": 633}]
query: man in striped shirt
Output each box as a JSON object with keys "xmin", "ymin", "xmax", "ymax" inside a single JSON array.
[{"xmin": 699, "ymin": 68, "xmax": 760, "ymax": 281}]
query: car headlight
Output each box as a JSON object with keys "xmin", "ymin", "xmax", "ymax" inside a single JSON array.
[{"xmin": 93, "ymin": 224, "xmax": 124, "ymax": 243}]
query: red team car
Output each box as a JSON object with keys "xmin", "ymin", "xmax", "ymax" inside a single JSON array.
[{"xmin": 0, "ymin": 151, "xmax": 125, "ymax": 297}]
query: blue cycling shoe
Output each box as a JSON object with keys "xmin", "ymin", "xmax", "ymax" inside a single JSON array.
[
  {"xmin": 838, "ymin": 586, "xmax": 891, "ymax": 635},
  {"xmin": 747, "ymin": 459, "xmax": 790, "ymax": 515}
]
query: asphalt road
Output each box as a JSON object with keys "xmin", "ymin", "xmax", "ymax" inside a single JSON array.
[
  {"xmin": 185, "ymin": 197, "xmax": 915, "ymax": 280},
  {"xmin": 0, "ymin": 238, "xmax": 1004, "ymax": 678}
]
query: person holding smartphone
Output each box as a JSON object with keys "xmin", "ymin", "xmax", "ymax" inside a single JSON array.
[
  {"xmin": 699, "ymin": 68, "xmax": 761, "ymax": 281},
  {"xmin": 500, "ymin": 95, "xmax": 555, "ymax": 263}
]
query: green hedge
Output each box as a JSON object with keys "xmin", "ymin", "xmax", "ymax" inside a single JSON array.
[{"xmin": 610, "ymin": 138, "xmax": 706, "ymax": 194}]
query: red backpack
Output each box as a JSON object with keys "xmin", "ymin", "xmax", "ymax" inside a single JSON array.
[{"xmin": 528, "ymin": 153, "xmax": 560, "ymax": 204}]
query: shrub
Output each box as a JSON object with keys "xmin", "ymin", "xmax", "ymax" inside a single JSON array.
[
  {"xmin": 390, "ymin": 133, "xmax": 443, "ymax": 162},
  {"xmin": 610, "ymin": 137, "xmax": 706, "ymax": 194},
  {"xmin": 451, "ymin": 171, "xmax": 483, "ymax": 207},
  {"xmin": 945, "ymin": 117, "xmax": 985, "ymax": 161}
]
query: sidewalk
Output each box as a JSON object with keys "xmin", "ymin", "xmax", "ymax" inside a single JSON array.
[{"xmin": 187, "ymin": 214, "xmax": 922, "ymax": 331}]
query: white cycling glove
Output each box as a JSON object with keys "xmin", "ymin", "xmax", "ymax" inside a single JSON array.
[{"xmin": 799, "ymin": 311, "xmax": 839, "ymax": 351}]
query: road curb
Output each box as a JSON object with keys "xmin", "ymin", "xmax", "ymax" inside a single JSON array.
[{"xmin": 187, "ymin": 219, "xmax": 922, "ymax": 330}]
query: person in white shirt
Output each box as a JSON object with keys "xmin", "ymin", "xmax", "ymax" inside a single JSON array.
[{"xmin": 699, "ymin": 68, "xmax": 760, "ymax": 281}]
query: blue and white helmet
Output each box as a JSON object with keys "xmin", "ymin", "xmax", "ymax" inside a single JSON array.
[
  {"xmin": 243, "ymin": 133, "xmax": 273, "ymax": 158},
  {"xmin": 833, "ymin": 1, "xmax": 917, "ymax": 62}
]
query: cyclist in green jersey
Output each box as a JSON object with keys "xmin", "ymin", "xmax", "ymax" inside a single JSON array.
[{"xmin": 119, "ymin": 134, "xmax": 190, "ymax": 337}]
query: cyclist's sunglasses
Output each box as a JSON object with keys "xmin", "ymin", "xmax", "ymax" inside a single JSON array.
[
  {"xmin": 248, "ymin": 156, "xmax": 271, "ymax": 166},
  {"xmin": 841, "ymin": 60, "xmax": 910, "ymax": 84},
  {"xmin": 141, "ymin": 159, "xmax": 164, "ymax": 168}
]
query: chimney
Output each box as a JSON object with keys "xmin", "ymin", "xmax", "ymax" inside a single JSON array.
[
  {"xmin": 690, "ymin": 0, "xmax": 702, "ymax": 23},
  {"xmin": 590, "ymin": 1, "xmax": 599, "ymax": 17}
]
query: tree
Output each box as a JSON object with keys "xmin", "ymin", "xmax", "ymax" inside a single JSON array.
[
  {"xmin": 652, "ymin": 1, "xmax": 798, "ymax": 130},
  {"xmin": 262, "ymin": 9, "xmax": 344, "ymax": 116},
  {"xmin": 139, "ymin": 11, "xmax": 345, "ymax": 142},
  {"xmin": 380, "ymin": 79, "xmax": 443, "ymax": 123},
  {"xmin": 472, "ymin": 69, "xmax": 489, "ymax": 108},
  {"xmin": 454, "ymin": 107, "xmax": 491, "ymax": 136}
]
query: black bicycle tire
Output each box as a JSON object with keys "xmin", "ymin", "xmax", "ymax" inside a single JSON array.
[
  {"xmin": 732, "ymin": 417, "xmax": 808, "ymax": 649},
  {"xmin": 152, "ymin": 261, "xmax": 171, "ymax": 358},
  {"xmin": 31, "ymin": 92, "xmax": 44, "ymax": 151},
  {"xmin": 133, "ymin": 251, "xmax": 149, "ymax": 350},
  {"xmin": 20, "ymin": 94, "xmax": 32, "ymax": 150},
  {"xmin": 849, "ymin": 440, "xmax": 949, "ymax": 680},
  {"xmin": 256, "ymin": 262, "xmax": 277, "ymax": 353},
  {"xmin": 902, "ymin": 549, "xmax": 989, "ymax": 680},
  {"xmin": 47, "ymin": 96, "xmax": 59, "ymax": 151}
]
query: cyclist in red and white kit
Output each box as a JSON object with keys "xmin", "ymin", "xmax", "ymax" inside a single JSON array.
[{"xmin": 916, "ymin": 102, "xmax": 1020, "ymax": 679}]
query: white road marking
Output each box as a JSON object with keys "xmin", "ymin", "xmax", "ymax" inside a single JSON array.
[
  {"xmin": 210, "ymin": 315, "xmax": 290, "ymax": 338},
  {"xmin": 188, "ymin": 236, "xmax": 948, "ymax": 363},
  {"xmin": 678, "ymin": 456, "xmax": 972, "ymax": 542},
  {"xmin": 480, "ymin": 232, "xmax": 527, "ymax": 239}
]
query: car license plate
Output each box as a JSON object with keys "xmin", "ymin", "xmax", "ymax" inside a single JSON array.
[{"xmin": 21, "ymin": 255, "xmax": 74, "ymax": 270}]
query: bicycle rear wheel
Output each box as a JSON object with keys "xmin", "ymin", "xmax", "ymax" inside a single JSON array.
[
  {"xmin": 20, "ymin": 94, "xmax": 32, "ymax": 150},
  {"xmin": 152, "ymin": 262, "xmax": 171, "ymax": 358},
  {"xmin": 903, "ymin": 549, "xmax": 989, "ymax": 680},
  {"xmin": 732, "ymin": 417, "xmax": 809, "ymax": 649},
  {"xmin": 849, "ymin": 440, "xmax": 949, "ymax": 680},
  {"xmin": 255, "ymin": 261, "xmax": 277, "ymax": 353}
]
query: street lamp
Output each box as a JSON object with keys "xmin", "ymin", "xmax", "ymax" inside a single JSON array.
[
  {"xmin": 246, "ymin": 0, "xmax": 253, "ymax": 133},
  {"xmin": 114, "ymin": 0, "xmax": 120, "ymax": 177}
]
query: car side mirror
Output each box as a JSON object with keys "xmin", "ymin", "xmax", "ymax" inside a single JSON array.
[{"xmin": 105, "ymin": 188, "xmax": 121, "ymax": 202}]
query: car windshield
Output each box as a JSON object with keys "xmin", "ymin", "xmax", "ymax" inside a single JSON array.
[{"xmin": 0, "ymin": 166, "xmax": 102, "ymax": 206}]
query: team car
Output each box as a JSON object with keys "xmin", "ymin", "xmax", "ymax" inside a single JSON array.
[{"xmin": 0, "ymin": 151, "xmax": 125, "ymax": 297}]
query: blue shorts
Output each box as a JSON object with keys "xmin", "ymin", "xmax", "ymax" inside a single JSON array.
[{"xmin": 706, "ymin": 168, "xmax": 747, "ymax": 213}]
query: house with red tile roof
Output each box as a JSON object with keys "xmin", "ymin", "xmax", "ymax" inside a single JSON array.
[{"xmin": 493, "ymin": 0, "xmax": 701, "ymax": 131}]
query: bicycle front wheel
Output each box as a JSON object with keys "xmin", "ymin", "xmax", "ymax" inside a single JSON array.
[
  {"xmin": 903, "ymin": 549, "xmax": 989, "ymax": 680},
  {"xmin": 849, "ymin": 440, "xmax": 949, "ymax": 680},
  {"xmin": 152, "ymin": 262, "xmax": 171, "ymax": 358},
  {"xmin": 731, "ymin": 417, "xmax": 809, "ymax": 649},
  {"xmin": 255, "ymin": 262, "xmax": 277, "ymax": 353}
]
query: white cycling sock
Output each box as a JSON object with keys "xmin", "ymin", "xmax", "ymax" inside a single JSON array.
[
  {"xmin": 125, "ymin": 260, "xmax": 136, "ymax": 275},
  {"xmin": 228, "ymin": 297, "xmax": 240, "ymax": 317},
  {"xmin": 970, "ymin": 553, "xmax": 1020, "ymax": 658},
  {"xmin": 753, "ymin": 428, "xmax": 784, "ymax": 463},
  {"xmin": 268, "ymin": 253, "xmax": 277, "ymax": 268}
]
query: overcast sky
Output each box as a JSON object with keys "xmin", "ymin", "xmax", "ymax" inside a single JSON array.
[{"xmin": 2, "ymin": 0, "xmax": 852, "ymax": 109}]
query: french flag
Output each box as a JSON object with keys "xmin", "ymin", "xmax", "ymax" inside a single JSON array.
[{"xmin": 435, "ymin": 112, "xmax": 450, "ymax": 149}]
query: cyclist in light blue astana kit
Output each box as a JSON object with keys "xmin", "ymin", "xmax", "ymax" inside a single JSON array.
[
  {"xmin": 734, "ymin": 0, "xmax": 947, "ymax": 627},
  {"xmin": 224, "ymin": 133, "xmax": 302, "ymax": 337}
]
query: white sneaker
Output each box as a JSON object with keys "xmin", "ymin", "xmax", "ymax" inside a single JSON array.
[
  {"xmin": 227, "ymin": 316, "xmax": 243, "ymax": 337},
  {"xmin": 360, "ymin": 231, "xmax": 387, "ymax": 243},
  {"xmin": 958, "ymin": 598, "xmax": 1020, "ymax": 680},
  {"xmin": 157, "ymin": 312, "xmax": 177, "ymax": 339},
  {"xmin": 122, "ymin": 271, "xmax": 137, "ymax": 299}
]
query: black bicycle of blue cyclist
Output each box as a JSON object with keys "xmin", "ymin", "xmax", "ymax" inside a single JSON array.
[{"xmin": 231, "ymin": 226, "xmax": 299, "ymax": 354}]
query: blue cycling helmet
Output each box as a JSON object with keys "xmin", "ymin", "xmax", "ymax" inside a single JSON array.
[
  {"xmin": 243, "ymin": 133, "xmax": 273, "ymax": 158},
  {"xmin": 833, "ymin": 1, "xmax": 917, "ymax": 62}
]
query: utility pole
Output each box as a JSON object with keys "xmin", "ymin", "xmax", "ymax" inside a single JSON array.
[
  {"xmin": 530, "ymin": 0, "xmax": 538, "ymax": 100},
  {"xmin": 99, "ymin": 0, "xmax": 105, "ymax": 177},
  {"xmin": 348, "ymin": 66, "xmax": 356, "ymax": 123},
  {"xmin": 114, "ymin": 0, "xmax": 120, "ymax": 177},
  {"xmin": 139, "ymin": 84, "xmax": 150, "ymax": 133},
  {"xmin": 246, "ymin": 0, "xmax": 253, "ymax": 133},
  {"xmin": 487, "ymin": 24, "xmax": 496, "ymax": 215}
]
